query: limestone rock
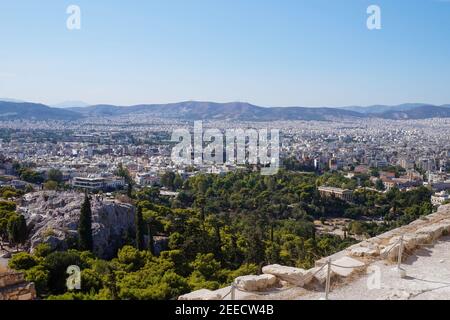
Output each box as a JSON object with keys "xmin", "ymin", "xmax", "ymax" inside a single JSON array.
[
  {"xmin": 349, "ymin": 245, "xmax": 379, "ymax": 257},
  {"xmin": 381, "ymin": 242, "xmax": 401, "ymax": 261},
  {"xmin": 262, "ymin": 264, "xmax": 309, "ymax": 286},
  {"xmin": 308, "ymin": 264, "xmax": 336, "ymax": 284},
  {"xmin": 414, "ymin": 233, "xmax": 433, "ymax": 245},
  {"xmin": 331, "ymin": 256, "xmax": 365, "ymax": 277},
  {"xmin": 0, "ymin": 272, "xmax": 36, "ymax": 300},
  {"xmin": 178, "ymin": 289, "xmax": 222, "ymax": 300},
  {"xmin": 415, "ymin": 224, "xmax": 444, "ymax": 241},
  {"xmin": 234, "ymin": 274, "xmax": 278, "ymax": 292},
  {"xmin": 389, "ymin": 234, "xmax": 418, "ymax": 251},
  {"xmin": 19, "ymin": 191, "xmax": 135, "ymax": 259}
]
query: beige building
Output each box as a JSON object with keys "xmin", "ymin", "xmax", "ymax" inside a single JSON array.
[
  {"xmin": 431, "ymin": 191, "xmax": 449, "ymax": 207},
  {"xmin": 318, "ymin": 186, "xmax": 353, "ymax": 202}
]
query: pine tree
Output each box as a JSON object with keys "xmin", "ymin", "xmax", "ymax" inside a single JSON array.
[
  {"xmin": 7, "ymin": 214, "xmax": 28, "ymax": 251},
  {"xmin": 147, "ymin": 220, "xmax": 155, "ymax": 255},
  {"xmin": 78, "ymin": 191, "xmax": 93, "ymax": 251},
  {"xmin": 127, "ymin": 182, "xmax": 133, "ymax": 198},
  {"xmin": 135, "ymin": 206, "xmax": 145, "ymax": 250}
]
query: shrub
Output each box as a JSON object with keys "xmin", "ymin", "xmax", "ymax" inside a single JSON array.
[
  {"xmin": 8, "ymin": 252, "xmax": 37, "ymax": 270},
  {"xmin": 25, "ymin": 265, "xmax": 49, "ymax": 295}
]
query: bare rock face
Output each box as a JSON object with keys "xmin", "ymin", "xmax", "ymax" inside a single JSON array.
[
  {"xmin": 234, "ymin": 274, "xmax": 278, "ymax": 292},
  {"xmin": 19, "ymin": 191, "xmax": 135, "ymax": 259},
  {"xmin": 262, "ymin": 264, "xmax": 309, "ymax": 287},
  {"xmin": 178, "ymin": 289, "xmax": 222, "ymax": 301},
  {"xmin": 0, "ymin": 272, "xmax": 36, "ymax": 300}
]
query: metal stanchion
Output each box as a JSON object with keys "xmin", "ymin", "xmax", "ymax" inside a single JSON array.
[
  {"xmin": 397, "ymin": 235, "xmax": 404, "ymax": 269},
  {"xmin": 325, "ymin": 258, "xmax": 331, "ymax": 300},
  {"xmin": 231, "ymin": 282, "xmax": 236, "ymax": 301},
  {"xmin": 397, "ymin": 235, "xmax": 407, "ymax": 278}
]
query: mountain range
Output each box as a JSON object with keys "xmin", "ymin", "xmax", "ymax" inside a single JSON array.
[{"xmin": 1, "ymin": 100, "xmax": 450, "ymax": 122}]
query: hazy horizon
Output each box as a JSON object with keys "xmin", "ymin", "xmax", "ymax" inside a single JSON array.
[{"xmin": 1, "ymin": 97, "xmax": 447, "ymax": 110}]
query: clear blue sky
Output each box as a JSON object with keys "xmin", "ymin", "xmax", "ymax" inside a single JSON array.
[{"xmin": 1, "ymin": 0, "xmax": 450, "ymax": 107}]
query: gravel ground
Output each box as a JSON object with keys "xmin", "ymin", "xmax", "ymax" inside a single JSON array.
[{"xmin": 297, "ymin": 236, "xmax": 450, "ymax": 300}]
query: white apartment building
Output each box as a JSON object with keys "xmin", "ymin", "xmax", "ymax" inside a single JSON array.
[
  {"xmin": 72, "ymin": 175, "xmax": 125, "ymax": 191},
  {"xmin": 431, "ymin": 191, "xmax": 450, "ymax": 207}
]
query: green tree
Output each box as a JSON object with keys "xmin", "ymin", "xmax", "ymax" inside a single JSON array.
[
  {"xmin": 7, "ymin": 214, "xmax": 28, "ymax": 251},
  {"xmin": 135, "ymin": 206, "xmax": 145, "ymax": 251},
  {"xmin": 0, "ymin": 207, "xmax": 16, "ymax": 250},
  {"xmin": 44, "ymin": 250, "xmax": 84, "ymax": 294},
  {"xmin": 20, "ymin": 168, "xmax": 44, "ymax": 184},
  {"xmin": 25, "ymin": 265, "xmax": 49, "ymax": 295},
  {"xmin": 161, "ymin": 171, "xmax": 176, "ymax": 190},
  {"xmin": 47, "ymin": 169, "xmax": 63, "ymax": 183},
  {"xmin": 127, "ymin": 183, "xmax": 133, "ymax": 198},
  {"xmin": 78, "ymin": 192, "xmax": 93, "ymax": 251},
  {"xmin": 8, "ymin": 252, "xmax": 37, "ymax": 270},
  {"xmin": 375, "ymin": 179, "xmax": 385, "ymax": 191},
  {"xmin": 44, "ymin": 180, "xmax": 58, "ymax": 190},
  {"xmin": 173, "ymin": 174, "xmax": 184, "ymax": 191},
  {"xmin": 115, "ymin": 163, "xmax": 133, "ymax": 185}
]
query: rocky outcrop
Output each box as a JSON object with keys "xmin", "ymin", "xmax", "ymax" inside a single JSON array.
[
  {"xmin": 178, "ymin": 289, "xmax": 222, "ymax": 301},
  {"xmin": 0, "ymin": 272, "xmax": 36, "ymax": 300},
  {"xmin": 262, "ymin": 264, "xmax": 312, "ymax": 287},
  {"xmin": 234, "ymin": 274, "xmax": 278, "ymax": 292},
  {"xmin": 19, "ymin": 191, "xmax": 135, "ymax": 259}
]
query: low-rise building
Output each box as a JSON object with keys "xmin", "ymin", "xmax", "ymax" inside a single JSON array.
[
  {"xmin": 135, "ymin": 172, "xmax": 160, "ymax": 186},
  {"xmin": 318, "ymin": 186, "xmax": 353, "ymax": 202},
  {"xmin": 72, "ymin": 176, "xmax": 125, "ymax": 191},
  {"xmin": 72, "ymin": 176, "xmax": 104, "ymax": 190},
  {"xmin": 431, "ymin": 191, "xmax": 450, "ymax": 207}
]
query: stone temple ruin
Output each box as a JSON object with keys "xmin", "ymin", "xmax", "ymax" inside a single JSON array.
[{"xmin": 179, "ymin": 204, "xmax": 450, "ymax": 300}]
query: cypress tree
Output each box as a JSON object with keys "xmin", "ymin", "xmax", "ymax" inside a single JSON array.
[
  {"xmin": 78, "ymin": 191, "xmax": 93, "ymax": 251},
  {"xmin": 147, "ymin": 221, "xmax": 155, "ymax": 255},
  {"xmin": 135, "ymin": 206, "xmax": 145, "ymax": 250},
  {"xmin": 7, "ymin": 214, "xmax": 28, "ymax": 251},
  {"xmin": 127, "ymin": 182, "xmax": 133, "ymax": 198}
]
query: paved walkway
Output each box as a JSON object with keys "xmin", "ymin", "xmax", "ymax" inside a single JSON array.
[{"xmin": 299, "ymin": 236, "xmax": 450, "ymax": 300}]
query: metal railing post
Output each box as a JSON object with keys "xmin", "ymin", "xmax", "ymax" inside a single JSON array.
[
  {"xmin": 397, "ymin": 235, "xmax": 404, "ymax": 270},
  {"xmin": 231, "ymin": 282, "xmax": 236, "ymax": 301},
  {"xmin": 325, "ymin": 258, "xmax": 331, "ymax": 300}
]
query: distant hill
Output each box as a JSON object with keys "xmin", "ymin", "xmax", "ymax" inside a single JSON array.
[
  {"xmin": 378, "ymin": 105, "xmax": 450, "ymax": 120},
  {"xmin": 52, "ymin": 100, "xmax": 90, "ymax": 108},
  {"xmin": 341, "ymin": 103, "xmax": 435, "ymax": 114},
  {"xmin": 0, "ymin": 101, "xmax": 83, "ymax": 120},
  {"xmin": 2, "ymin": 100, "xmax": 450, "ymax": 122},
  {"xmin": 70, "ymin": 101, "xmax": 364, "ymax": 121}
]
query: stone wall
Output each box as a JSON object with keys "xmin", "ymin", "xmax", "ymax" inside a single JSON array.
[{"xmin": 0, "ymin": 271, "xmax": 36, "ymax": 300}]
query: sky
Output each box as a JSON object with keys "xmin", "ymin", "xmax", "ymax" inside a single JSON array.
[{"xmin": 1, "ymin": 0, "xmax": 450, "ymax": 107}]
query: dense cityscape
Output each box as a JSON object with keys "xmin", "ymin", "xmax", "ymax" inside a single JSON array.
[
  {"xmin": 1, "ymin": 112, "xmax": 449, "ymax": 300},
  {"xmin": 1, "ymin": 117, "xmax": 449, "ymax": 200}
]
